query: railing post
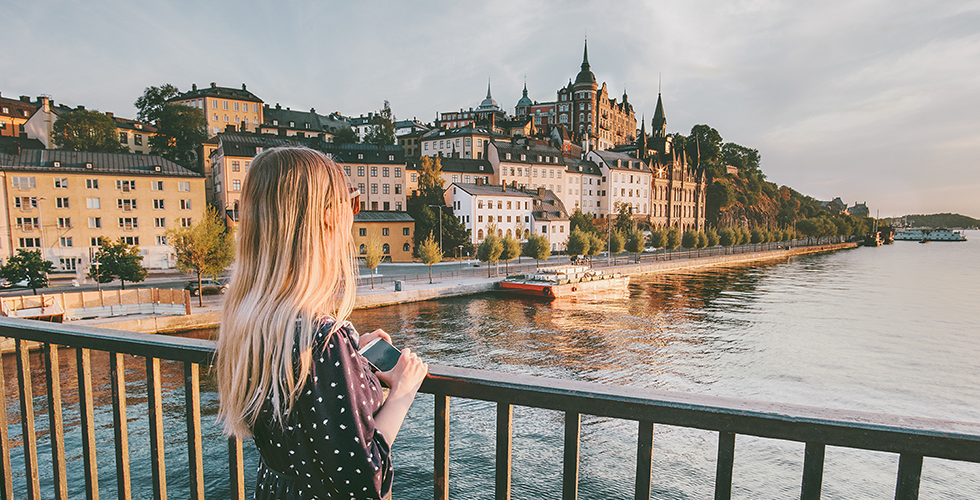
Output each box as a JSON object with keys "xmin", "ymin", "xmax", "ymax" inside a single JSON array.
[
  {"xmin": 229, "ymin": 437, "xmax": 245, "ymax": 500},
  {"xmin": 434, "ymin": 394, "xmax": 450, "ymax": 500},
  {"xmin": 146, "ymin": 357, "xmax": 167, "ymax": 500},
  {"xmin": 634, "ymin": 420, "xmax": 654, "ymax": 500},
  {"xmin": 495, "ymin": 403, "xmax": 513, "ymax": 500},
  {"xmin": 800, "ymin": 442, "xmax": 825, "ymax": 500},
  {"xmin": 714, "ymin": 432, "xmax": 735, "ymax": 500},
  {"xmin": 185, "ymin": 362, "xmax": 204, "ymax": 500},
  {"xmin": 16, "ymin": 339, "xmax": 40, "ymax": 500},
  {"xmin": 562, "ymin": 411, "xmax": 580, "ymax": 500},
  {"xmin": 0, "ymin": 349, "xmax": 11, "ymax": 500},
  {"xmin": 895, "ymin": 453, "xmax": 923, "ymax": 500},
  {"xmin": 44, "ymin": 343, "xmax": 68, "ymax": 500},
  {"xmin": 110, "ymin": 352, "xmax": 132, "ymax": 500},
  {"xmin": 76, "ymin": 347, "xmax": 100, "ymax": 500}
]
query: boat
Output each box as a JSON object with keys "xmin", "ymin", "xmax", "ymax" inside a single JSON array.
[
  {"xmin": 498, "ymin": 265, "xmax": 630, "ymax": 300},
  {"xmin": 894, "ymin": 228, "xmax": 967, "ymax": 242}
]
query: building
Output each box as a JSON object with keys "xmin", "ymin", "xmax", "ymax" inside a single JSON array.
[
  {"xmin": 555, "ymin": 41, "xmax": 636, "ymax": 151},
  {"xmin": 259, "ymin": 104, "xmax": 351, "ymax": 142},
  {"xmin": 488, "ymin": 140, "xmax": 567, "ymax": 194},
  {"xmin": 405, "ymin": 157, "xmax": 493, "ymax": 198},
  {"xmin": 846, "ymin": 202, "xmax": 869, "ymax": 218},
  {"xmin": 0, "ymin": 150, "xmax": 205, "ymax": 272},
  {"xmin": 111, "ymin": 114, "xmax": 156, "ymax": 155},
  {"xmin": 515, "ymin": 82, "xmax": 558, "ymax": 131},
  {"xmin": 352, "ymin": 211, "xmax": 415, "ymax": 263},
  {"xmin": 445, "ymin": 181, "xmax": 570, "ymax": 250},
  {"xmin": 394, "ymin": 119, "xmax": 429, "ymax": 138},
  {"xmin": 0, "ymin": 93, "xmax": 39, "ymax": 138},
  {"xmin": 321, "ymin": 143, "xmax": 407, "ymax": 212},
  {"xmin": 587, "ymin": 150, "xmax": 654, "ymax": 220},
  {"xmin": 22, "ymin": 97, "xmax": 155, "ymax": 153},
  {"xmin": 419, "ymin": 126, "xmax": 505, "ymax": 159},
  {"xmin": 348, "ymin": 113, "xmax": 383, "ymax": 142},
  {"xmin": 209, "ymin": 131, "xmax": 305, "ymax": 223},
  {"xmin": 561, "ymin": 157, "xmax": 604, "ymax": 217},
  {"xmin": 436, "ymin": 81, "xmax": 508, "ymax": 130},
  {"xmin": 168, "ymin": 83, "xmax": 264, "ymax": 136},
  {"xmin": 398, "ymin": 129, "xmax": 426, "ymax": 159}
]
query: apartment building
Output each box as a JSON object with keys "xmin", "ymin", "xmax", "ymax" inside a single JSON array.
[
  {"xmin": 0, "ymin": 93, "xmax": 38, "ymax": 138},
  {"xmin": 445, "ymin": 182, "xmax": 569, "ymax": 249},
  {"xmin": 587, "ymin": 150, "xmax": 654, "ymax": 220},
  {"xmin": 352, "ymin": 211, "xmax": 415, "ymax": 263},
  {"xmin": 209, "ymin": 131, "xmax": 304, "ymax": 223},
  {"xmin": 404, "ymin": 157, "xmax": 493, "ymax": 199},
  {"xmin": 0, "ymin": 150, "xmax": 205, "ymax": 272},
  {"xmin": 259, "ymin": 104, "xmax": 351, "ymax": 142},
  {"xmin": 169, "ymin": 83, "xmax": 263, "ymax": 136},
  {"xmin": 419, "ymin": 126, "xmax": 504, "ymax": 159},
  {"xmin": 322, "ymin": 143, "xmax": 406, "ymax": 212},
  {"xmin": 111, "ymin": 114, "xmax": 156, "ymax": 154}
]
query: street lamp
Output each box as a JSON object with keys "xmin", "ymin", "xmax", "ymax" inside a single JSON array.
[
  {"xmin": 36, "ymin": 197, "xmax": 47, "ymax": 259},
  {"xmin": 428, "ymin": 205, "xmax": 449, "ymax": 256},
  {"xmin": 457, "ymin": 245, "xmax": 464, "ymax": 270}
]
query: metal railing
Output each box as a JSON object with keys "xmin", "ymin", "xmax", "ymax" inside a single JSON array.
[{"xmin": 1, "ymin": 317, "xmax": 977, "ymax": 500}]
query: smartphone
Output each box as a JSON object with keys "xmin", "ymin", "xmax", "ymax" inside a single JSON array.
[{"xmin": 358, "ymin": 338, "xmax": 402, "ymax": 372}]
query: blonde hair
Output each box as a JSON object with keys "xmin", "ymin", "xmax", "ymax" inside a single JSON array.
[{"xmin": 216, "ymin": 147, "xmax": 358, "ymax": 439}]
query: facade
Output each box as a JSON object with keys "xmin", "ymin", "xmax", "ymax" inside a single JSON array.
[
  {"xmin": 260, "ymin": 105, "xmax": 351, "ymax": 141},
  {"xmin": 209, "ymin": 131, "xmax": 305, "ymax": 223},
  {"xmin": 487, "ymin": 140, "xmax": 567, "ymax": 194},
  {"xmin": 0, "ymin": 93, "xmax": 38, "ymax": 138},
  {"xmin": 352, "ymin": 211, "xmax": 415, "ymax": 263},
  {"xmin": 348, "ymin": 114, "xmax": 383, "ymax": 142},
  {"xmin": 445, "ymin": 182, "xmax": 570, "ymax": 250},
  {"xmin": 419, "ymin": 126, "xmax": 504, "ymax": 159},
  {"xmin": 169, "ymin": 83, "xmax": 263, "ymax": 136},
  {"xmin": 555, "ymin": 42, "xmax": 636, "ymax": 151},
  {"xmin": 322, "ymin": 143, "xmax": 406, "ymax": 212},
  {"xmin": 515, "ymin": 83, "xmax": 558, "ymax": 131},
  {"xmin": 111, "ymin": 114, "xmax": 156, "ymax": 154},
  {"xmin": 0, "ymin": 150, "xmax": 205, "ymax": 272},
  {"xmin": 437, "ymin": 81, "xmax": 508, "ymax": 130},
  {"xmin": 587, "ymin": 150, "xmax": 654, "ymax": 219},
  {"xmin": 405, "ymin": 157, "xmax": 493, "ymax": 198},
  {"xmin": 562, "ymin": 157, "xmax": 604, "ymax": 217},
  {"xmin": 398, "ymin": 129, "xmax": 426, "ymax": 159}
]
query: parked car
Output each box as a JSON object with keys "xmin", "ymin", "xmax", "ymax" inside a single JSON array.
[{"xmin": 183, "ymin": 279, "xmax": 228, "ymax": 296}]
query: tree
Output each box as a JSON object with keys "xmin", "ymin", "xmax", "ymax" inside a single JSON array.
[
  {"xmin": 625, "ymin": 228, "xmax": 645, "ymax": 263},
  {"xmin": 721, "ymin": 142, "xmax": 762, "ymax": 177},
  {"xmin": 648, "ymin": 230, "xmax": 666, "ymax": 249},
  {"xmin": 1, "ymin": 250, "xmax": 53, "ymax": 295},
  {"xmin": 150, "ymin": 104, "xmax": 207, "ymax": 168},
  {"xmin": 87, "ymin": 237, "xmax": 148, "ymax": 289},
  {"xmin": 569, "ymin": 208, "xmax": 597, "ymax": 234},
  {"xmin": 585, "ymin": 232, "xmax": 604, "ymax": 265},
  {"xmin": 333, "ymin": 127, "xmax": 358, "ymax": 144},
  {"xmin": 718, "ymin": 228, "xmax": 736, "ymax": 247},
  {"xmin": 614, "ymin": 203, "xmax": 634, "ymax": 235},
  {"xmin": 682, "ymin": 229, "xmax": 699, "ymax": 249},
  {"xmin": 418, "ymin": 232, "xmax": 442, "ymax": 284},
  {"xmin": 609, "ymin": 230, "xmax": 625, "ymax": 263},
  {"xmin": 751, "ymin": 228, "xmax": 765, "ymax": 244},
  {"xmin": 685, "ymin": 124, "xmax": 723, "ymax": 174},
  {"xmin": 134, "ymin": 84, "xmax": 181, "ymax": 123},
  {"xmin": 665, "ymin": 227, "xmax": 681, "ymax": 250},
  {"xmin": 696, "ymin": 231, "xmax": 708, "ymax": 249},
  {"xmin": 363, "ymin": 232, "xmax": 383, "ymax": 289},
  {"xmin": 476, "ymin": 233, "xmax": 503, "ymax": 278},
  {"xmin": 166, "ymin": 206, "xmax": 236, "ymax": 306},
  {"xmin": 363, "ymin": 100, "xmax": 396, "ymax": 146},
  {"xmin": 52, "ymin": 109, "xmax": 128, "ymax": 153},
  {"xmin": 706, "ymin": 228, "xmax": 720, "ymax": 247},
  {"xmin": 499, "ymin": 233, "xmax": 521, "ymax": 275},
  {"xmin": 567, "ymin": 228, "xmax": 590, "ymax": 258},
  {"xmin": 522, "ymin": 234, "xmax": 551, "ymax": 268},
  {"xmin": 408, "ymin": 156, "xmax": 448, "ymax": 254},
  {"xmin": 706, "ymin": 180, "xmax": 736, "ymax": 226}
]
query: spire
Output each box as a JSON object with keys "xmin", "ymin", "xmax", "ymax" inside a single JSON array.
[
  {"xmin": 652, "ymin": 93, "xmax": 666, "ymax": 138},
  {"xmin": 582, "ymin": 39, "xmax": 590, "ymax": 70},
  {"xmin": 486, "ymin": 78, "xmax": 492, "ymax": 99},
  {"xmin": 522, "ymin": 78, "xmax": 528, "ymax": 97},
  {"xmin": 574, "ymin": 39, "xmax": 597, "ymax": 87}
]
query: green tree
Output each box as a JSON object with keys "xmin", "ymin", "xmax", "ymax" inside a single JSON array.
[
  {"xmin": 665, "ymin": 227, "xmax": 681, "ymax": 250},
  {"xmin": 52, "ymin": 109, "xmax": 128, "ymax": 153},
  {"xmin": 522, "ymin": 234, "xmax": 551, "ymax": 268},
  {"xmin": 569, "ymin": 208, "xmax": 597, "ymax": 234},
  {"xmin": 363, "ymin": 100, "xmax": 396, "ymax": 146},
  {"xmin": 706, "ymin": 228, "xmax": 720, "ymax": 247},
  {"xmin": 567, "ymin": 227, "xmax": 590, "ymax": 258},
  {"xmin": 499, "ymin": 233, "xmax": 521, "ymax": 275},
  {"xmin": 87, "ymin": 237, "xmax": 148, "ymax": 290},
  {"xmin": 685, "ymin": 124, "xmax": 723, "ymax": 174},
  {"xmin": 476, "ymin": 233, "xmax": 504, "ymax": 277},
  {"xmin": 134, "ymin": 83, "xmax": 181, "ymax": 123},
  {"xmin": 166, "ymin": 206, "xmax": 236, "ymax": 306},
  {"xmin": 614, "ymin": 203, "xmax": 634, "ymax": 235},
  {"xmin": 585, "ymin": 232, "xmax": 604, "ymax": 266},
  {"xmin": 705, "ymin": 180, "xmax": 735, "ymax": 226},
  {"xmin": 625, "ymin": 228, "xmax": 645, "ymax": 263},
  {"xmin": 363, "ymin": 232, "xmax": 383, "ymax": 289},
  {"xmin": 718, "ymin": 227, "xmax": 736, "ymax": 247},
  {"xmin": 721, "ymin": 142, "xmax": 762, "ymax": 177},
  {"xmin": 648, "ymin": 230, "xmax": 666, "ymax": 249},
  {"xmin": 418, "ymin": 232, "xmax": 441, "ymax": 284},
  {"xmin": 609, "ymin": 230, "xmax": 625, "ymax": 263},
  {"xmin": 150, "ymin": 104, "xmax": 207, "ymax": 168},
  {"xmin": 682, "ymin": 229, "xmax": 699, "ymax": 249},
  {"xmin": 408, "ymin": 156, "xmax": 448, "ymax": 254},
  {"xmin": 333, "ymin": 127, "xmax": 358, "ymax": 144},
  {"xmin": 1, "ymin": 249, "xmax": 54, "ymax": 295},
  {"xmin": 751, "ymin": 228, "xmax": 765, "ymax": 244},
  {"xmin": 696, "ymin": 231, "xmax": 708, "ymax": 249}
]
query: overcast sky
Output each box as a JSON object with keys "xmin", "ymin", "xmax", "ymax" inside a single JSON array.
[{"xmin": 3, "ymin": 0, "xmax": 978, "ymax": 218}]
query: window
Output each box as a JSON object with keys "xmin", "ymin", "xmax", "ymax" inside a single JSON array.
[
  {"xmin": 358, "ymin": 154, "xmax": 364, "ymax": 160},
  {"xmin": 134, "ymin": 134, "xmax": 142, "ymax": 146},
  {"xmin": 153, "ymin": 199, "xmax": 165, "ymax": 210},
  {"xmin": 19, "ymin": 238, "xmax": 40, "ymax": 248},
  {"xmin": 388, "ymin": 155, "xmax": 394, "ymax": 161},
  {"xmin": 357, "ymin": 166, "xmax": 365, "ymax": 177},
  {"xmin": 56, "ymin": 197, "xmax": 69, "ymax": 208},
  {"xmin": 371, "ymin": 167, "xmax": 378, "ymax": 177},
  {"xmin": 344, "ymin": 166, "xmax": 351, "ymax": 176},
  {"xmin": 180, "ymin": 199, "xmax": 192, "ymax": 210},
  {"xmin": 212, "ymin": 100, "xmax": 217, "ymax": 109},
  {"xmin": 87, "ymin": 198, "xmax": 101, "ymax": 209},
  {"xmin": 232, "ymin": 180, "xmax": 241, "ymax": 191},
  {"xmin": 403, "ymin": 243, "xmax": 410, "ymax": 252},
  {"xmin": 358, "ymin": 228, "xmax": 368, "ymax": 237},
  {"xmin": 117, "ymin": 199, "xmax": 137, "ymax": 211},
  {"xmin": 154, "ymin": 217, "xmax": 166, "ymax": 228},
  {"xmin": 57, "ymin": 217, "xmax": 71, "ymax": 228},
  {"xmin": 60, "ymin": 258, "xmax": 78, "ymax": 271},
  {"xmin": 232, "ymin": 161, "xmax": 240, "ymax": 172},
  {"xmin": 505, "ymin": 153, "xmax": 511, "ymax": 160},
  {"xmin": 86, "ymin": 179, "xmax": 99, "ymax": 189},
  {"xmin": 223, "ymin": 101, "xmax": 228, "ymax": 110},
  {"xmin": 148, "ymin": 180, "xmax": 162, "ymax": 191},
  {"xmin": 12, "ymin": 176, "xmax": 35, "ymax": 190},
  {"xmin": 394, "ymin": 184, "xmax": 401, "ymax": 195},
  {"xmin": 181, "ymin": 218, "xmax": 192, "ymax": 227},
  {"xmin": 382, "ymin": 243, "xmax": 390, "ymax": 254},
  {"xmin": 382, "ymin": 184, "xmax": 390, "ymax": 194},
  {"xmin": 395, "ymin": 202, "xmax": 402, "ymax": 211},
  {"xmin": 178, "ymin": 182, "xmax": 190, "ymax": 192},
  {"xmin": 382, "ymin": 167, "xmax": 390, "ymax": 177},
  {"xmin": 54, "ymin": 178, "xmax": 68, "ymax": 189},
  {"xmin": 116, "ymin": 179, "xmax": 136, "ymax": 192},
  {"xmin": 118, "ymin": 217, "xmax": 138, "ymax": 229},
  {"xmin": 234, "ymin": 102, "xmax": 239, "ymax": 111},
  {"xmin": 119, "ymin": 132, "xmax": 128, "ymax": 144},
  {"xmin": 478, "ymin": 200, "xmax": 484, "ymax": 209},
  {"xmin": 156, "ymin": 235, "xmax": 168, "ymax": 245},
  {"xmin": 359, "ymin": 244, "xmax": 366, "ymax": 255},
  {"xmin": 410, "ymin": 173, "xmax": 417, "ymax": 182},
  {"xmin": 89, "ymin": 217, "xmax": 101, "ymax": 229},
  {"xmin": 60, "ymin": 237, "xmax": 73, "ymax": 247},
  {"xmin": 371, "ymin": 184, "xmax": 378, "ymax": 194},
  {"xmin": 16, "ymin": 217, "xmax": 38, "ymax": 229},
  {"xmin": 403, "ymin": 227, "xmax": 410, "ymax": 236},
  {"xmin": 123, "ymin": 236, "xmax": 139, "ymax": 245}
]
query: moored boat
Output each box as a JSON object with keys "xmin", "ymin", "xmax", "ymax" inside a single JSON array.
[
  {"xmin": 895, "ymin": 228, "xmax": 967, "ymax": 242},
  {"xmin": 499, "ymin": 265, "xmax": 630, "ymax": 300}
]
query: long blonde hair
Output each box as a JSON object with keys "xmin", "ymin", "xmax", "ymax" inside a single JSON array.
[{"xmin": 216, "ymin": 146, "xmax": 358, "ymax": 439}]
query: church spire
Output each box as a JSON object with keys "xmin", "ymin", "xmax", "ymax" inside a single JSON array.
[
  {"xmin": 486, "ymin": 78, "xmax": 493, "ymax": 99},
  {"xmin": 652, "ymin": 92, "xmax": 666, "ymax": 138},
  {"xmin": 582, "ymin": 39, "xmax": 590, "ymax": 71}
]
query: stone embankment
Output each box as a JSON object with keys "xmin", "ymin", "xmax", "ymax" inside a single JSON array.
[{"xmin": 74, "ymin": 242, "xmax": 857, "ymax": 334}]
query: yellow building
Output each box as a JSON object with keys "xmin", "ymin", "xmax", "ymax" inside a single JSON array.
[
  {"xmin": 352, "ymin": 211, "xmax": 415, "ymax": 262},
  {"xmin": 0, "ymin": 150, "xmax": 206, "ymax": 274},
  {"xmin": 0, "ymin": 93, "xmax": 38, "ymax": 138},
  {"xmin": 325, "ymin": 143, "xmax": 407, "ymax": 212},
  {"xmin": 169, "ymin": 83, "xmax": 263, "ymax": 137}
]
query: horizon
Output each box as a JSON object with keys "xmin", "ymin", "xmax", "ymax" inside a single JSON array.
[{"xmin": 2, "ymin": 0, "xmax": 977, "ymax": 219}]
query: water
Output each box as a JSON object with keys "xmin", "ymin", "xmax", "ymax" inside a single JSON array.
[{"xmin": 4, "ymin": 233, "xmax": 980, "ymax": 498}]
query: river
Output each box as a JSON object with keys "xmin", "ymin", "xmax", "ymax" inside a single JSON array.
[{"xmin": 4, "ymin": 232, "xmax": 979, "ymax": 498}]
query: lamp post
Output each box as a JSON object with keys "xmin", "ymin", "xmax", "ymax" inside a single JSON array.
[
  {"xmin": 457, "ymin": 245, "xmax": 464, "ymax": 270},
  {"xmin": 428, "ymin": 204, "xmax": 448, "ymax": 256},
  {"xmin": 36, "ymin": 197, "xmax": 46, "ymax": 260}
]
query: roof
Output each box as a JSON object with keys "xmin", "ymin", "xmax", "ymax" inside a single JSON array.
[
  {"xmin": 214, "ymin": 132, "xmax": 306, "ymax": 159},
  {"xmin": 0, "ymin": 136, "xmax": 45, "ymax": 153},
  {"xmin": 354, "ymin": 211, "xmax": 415, "ymax": 223},
  {"xmin": 421, "ymin": 126, "xmax": 506, "ymax": 141},
  {"xmin": 532, "ymin": 188, "xmax": 570, "ymax": 221},
  {"xmin": 494, "ymin": 143, "xmax": 565, "ymax": 166},
  {"xmin": 477, "ymin": 80, "xmax": 500, "ymax": 112},
  {"xmin": 591, "ymin": 150, "xmax": 651, "ymax": 172},
  {"xmin": 406, "ymin": 157, "xmax": 493, "ymax": 174},
  {"xmin": 574, "ymin": 40, "xmax": 597, "ymax": 87},
  {"xmin": 0, "ymin": 150, "xmax": 202, "ymax": 177},
  {"xmin": 564, "ymin": 158, "xmax": 601, "ymax": 175},
  {"xmin": 318, "ymin": 143, "xmax": 404, "ymax": 164},
  {"xmin": 451, "ymin": 182, "xmax": 533, "ymax": 198},
  {"xmin": 169, "ymin": 83, "xmax": 263, "ymax": 104},
  {"xmin": 263, "ymin": 105, "xmax": 351, "ymax": 134},
  {"xmin": 113, "ymin": 116, "xmax": 157, "ymax": 133},
  {"xmin": 652, "ymin": 93, "xmax": 666, "ymax": 129}
]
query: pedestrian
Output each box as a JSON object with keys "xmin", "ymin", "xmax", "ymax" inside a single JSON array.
[{"xmin": 215, "ymin": 147, "xmax": 428, "ymax": 499}]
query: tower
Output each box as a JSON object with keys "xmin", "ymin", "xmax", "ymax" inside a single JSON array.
[
  {"xmin": 649, "ymin": 93, "xmax": 672, "ymax": 156},
  {"xmin": 572, "ymin": 40, "xmax": 599, "ymax": 148},
  {"xmin": 516, "ymin": 79, "xmax": 533, "ymax": 117}
]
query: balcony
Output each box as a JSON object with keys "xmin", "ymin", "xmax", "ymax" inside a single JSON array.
[{"xmin": 0, "ymin": 317, "xmax": 977, "ymax": 499}]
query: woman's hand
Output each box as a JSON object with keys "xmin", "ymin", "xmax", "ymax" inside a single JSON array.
[
  {"xmin": 358, "ymin": 328, "xmax": 392, "ymax": 349},
  {"xmin": 375, "ymin": 348, "xmax": 428, "ymax": 396}
]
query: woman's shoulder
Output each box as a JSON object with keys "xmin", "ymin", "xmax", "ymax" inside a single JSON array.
[{"xmin": 312, "ymin": 319, "xmax": 359, "ymax": 350}]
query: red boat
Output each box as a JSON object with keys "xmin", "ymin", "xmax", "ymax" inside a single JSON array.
[{"xmin": 499, "ymin": 265, "xmax": 630, "ymax": 300}]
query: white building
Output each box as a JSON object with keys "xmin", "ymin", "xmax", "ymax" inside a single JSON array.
[
  {"xmin": 587, "ymin": 150, "xmax": 653, "ymax": 219},
  {"xmin": 445, "ymin": 181, "xmax": 570, "ymax": 251}
]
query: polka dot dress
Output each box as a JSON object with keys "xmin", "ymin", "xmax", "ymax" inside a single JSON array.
[{"xmin": 253, "ymin": 321, "xmax": 392, "ymax": 499}]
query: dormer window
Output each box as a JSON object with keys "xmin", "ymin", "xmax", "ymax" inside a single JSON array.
[
  {"xmin": 505, "ymin": 153, "xmax": 511, "ymax": 160},
  {"xmin": 273, "ymin": 119, "xmax": 278, "ymax": 125},
  {"xmin": 289, "ymin": 121, "xmax": 295, "ymax": 127}
]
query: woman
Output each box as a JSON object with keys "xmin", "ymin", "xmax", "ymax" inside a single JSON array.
[{"xmin": 216, "ymin": 147, "xmax": 428, "ymax": 499}]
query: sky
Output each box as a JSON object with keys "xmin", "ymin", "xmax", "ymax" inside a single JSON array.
[{"xmin": 3, "ymin": 0, "xmax": 978, "ymax": 218}]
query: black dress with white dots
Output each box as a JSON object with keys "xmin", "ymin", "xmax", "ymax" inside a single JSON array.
[{"xmin": 252, "ymin": 321, "xmax": 392, "ymax": 499}]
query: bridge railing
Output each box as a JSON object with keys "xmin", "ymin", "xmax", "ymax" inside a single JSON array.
[{"xmin": 0, "ymin": 317, "xmax": 977, "ymax": 500}]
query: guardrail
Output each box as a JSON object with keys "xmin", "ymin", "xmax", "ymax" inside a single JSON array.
[{"xmin": 1, "ymin": 316, "xmax": 975, "ymax": 500}]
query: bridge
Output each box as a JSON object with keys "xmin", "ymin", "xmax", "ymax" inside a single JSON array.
[{"xmin": 0, "ymin": 317, "xmax": 978, "ymax": 499}]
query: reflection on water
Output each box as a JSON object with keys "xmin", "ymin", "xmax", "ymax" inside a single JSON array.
[{"xmin": 4, "ymin": 232, "xmax": 980, "ymax": 498}]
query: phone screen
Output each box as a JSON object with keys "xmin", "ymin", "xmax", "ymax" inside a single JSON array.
[{"xmin": 358, "ymin": 338, "xmax": 402, "ymax": 372}]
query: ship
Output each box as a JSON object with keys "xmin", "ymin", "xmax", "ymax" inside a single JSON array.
[
  {"xmin": 498, "ymin": 265, "xmax": 630, "ymax": 300},
  {"xmin": 894, "ymin": 228, "xmax": 968, "ymax": 242}
]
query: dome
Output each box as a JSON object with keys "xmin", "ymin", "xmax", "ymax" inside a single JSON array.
[
  {"xmin": 574, "ymin": 41, "xmax": 597, "ymax": 87},
  {"xmin": 477, "ymin": 79, "xmax": 500, "ymax": 111},
  {"xmin": 516, "ymin": 82, "xmax": 533, "ymax": 108}
]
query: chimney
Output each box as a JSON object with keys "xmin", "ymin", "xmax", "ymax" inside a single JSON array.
[
  {"xmin": 210, "ymin": 82, "xmax": 217, "ymax": 88},
  {"xmin": 537, "ymin": 187, "xmax": 545, "ymax": 196},
  {"xmin": 192, "ymin": 83, "xmax": 197, "ymax": 91},
  {"xmin": 278, "ymin": 128, "xmax": 286, "ymax": 136},
  {"xmin": 501, "ymin": 181, "xmax": 506, "ymax": 192},
  {"xmin": 276, "ymin": 103, "xmax": 281, "ymax": 109},
  {"xmin": 20, "ymin": 95, "xmax": 29, "ymax": 102},
  {"xmin": 242, "ymin": 83, "xmax": 247, "ymax": 90},
  {"xmin": 310, "ymin": 108, "xmax": 315, "ymax": 113},
  {"xmin": 225, "ymin": 124, "xmax": 236, "ymax": 133},
  {"xmin": 475, "ymin": 178, "xmax": 483, "ymax": 186},
  {"xmin": 106, "ymin": 112, "xmax": 113, "ymax": 118}
]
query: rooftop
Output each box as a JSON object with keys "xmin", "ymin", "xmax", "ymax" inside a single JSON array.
[{"xmin": 0, "ymin": 149, "xmax": 202, "ymax": 177}]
